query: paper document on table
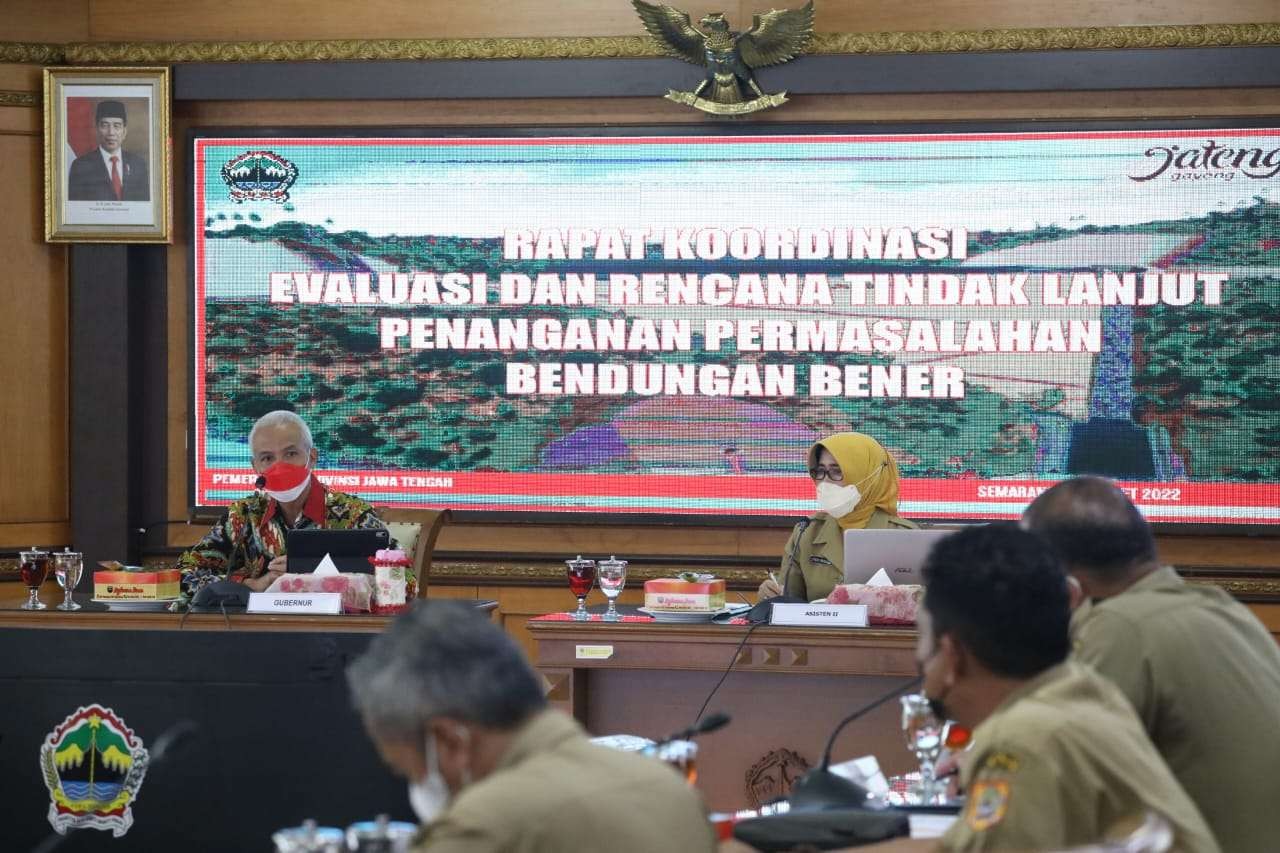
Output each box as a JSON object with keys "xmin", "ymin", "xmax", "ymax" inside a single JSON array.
[
  {"xmin": 829, "ymin": 755, "xmax": 889, "ymax": 797},
  {"xmin": 909, "ymin": 813, "xmax": 957, "ymax": 838},
  {"xmin": 313, "ymin": 553, "xmax": 340, "ymax": 576},
  {"xmin": 866, "ymin": 568, "xmax": 894, "ymax": 586}
]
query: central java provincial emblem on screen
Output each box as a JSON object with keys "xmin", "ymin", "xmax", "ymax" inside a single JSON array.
[
  {"xmin": 220, "ymin": 150, "xmax": 299, "ymax": 203},
  {"xmin": 40, "ymin": 705, "xmax": 150, "ymax": 837}
]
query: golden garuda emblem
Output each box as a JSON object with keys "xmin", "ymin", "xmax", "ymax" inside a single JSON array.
[{"xmin": 633, "ymin": 0, "xmax": 815, "ymax": 115}]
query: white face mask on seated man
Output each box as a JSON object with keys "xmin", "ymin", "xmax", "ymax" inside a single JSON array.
[{"xmin": 409, "ymin": 730, "xmax": 465, "ymax": 824}]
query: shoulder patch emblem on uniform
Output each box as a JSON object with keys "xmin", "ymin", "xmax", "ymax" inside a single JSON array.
[
  {"xmin": 965, "ymin": 780, "xmax": 1010, "ymax": 831},
  {"xmin": 981, "ymin": 751, "xmax": 1020, "ymax": 774}
]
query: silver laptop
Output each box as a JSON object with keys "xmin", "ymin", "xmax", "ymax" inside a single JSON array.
[{"xmin": 842, "ymin": 528, "xmax": 953, "ymax": 585}]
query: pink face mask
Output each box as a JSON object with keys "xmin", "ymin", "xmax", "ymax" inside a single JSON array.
[{"xmin": 261, "ymin": 460, "xmax": 310, "ymax": 503}]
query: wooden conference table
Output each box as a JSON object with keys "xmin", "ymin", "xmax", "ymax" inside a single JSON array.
[
  {"xmin": 4, "ymin": 580, "xmax": 919, "ymax": 845},
  {"xmin": 529, "ymin": 611, "xmax": 922, "ymax": 812}
]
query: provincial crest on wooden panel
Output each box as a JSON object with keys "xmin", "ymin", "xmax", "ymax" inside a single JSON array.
[{"xmin": 745, "ymin": 747, "xmax": 810, "ymax": 809}]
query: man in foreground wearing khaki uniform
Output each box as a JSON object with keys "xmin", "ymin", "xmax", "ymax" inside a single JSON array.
[
  {"xmin": 347, "ymin": 601, "xmax": 716, "ymax": 853},
  {"xmin": 1024, "ymin": 477, "xmax": 1280, "ymax": 853},
  {"xmin": 860, "ymin": 524, "xmax": 1218, "ymax": 853}
]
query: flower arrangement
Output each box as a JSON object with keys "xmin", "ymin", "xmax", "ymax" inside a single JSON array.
[{"xmin": 369, "ymin": 548, "xmax": 416, "ymax": 614}]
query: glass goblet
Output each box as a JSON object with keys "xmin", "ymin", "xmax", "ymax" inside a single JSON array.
[
  {"xmin": 565, "ymin": 556, "xmax": 596, "ymax": 621},
  {"xmin": 900, "ymin": 693, "xmax": 946, "ymax": 803},
  {"xmin": 597, "ymin": 555, "xmax": 628, "ymax": 622},
  {"xmin": 53, "ymin": 548, "xmax": 84, "ymax": 611},
  {"xmin": 19, "ymin": 547, "xmax": 52, "ymax": 611}
]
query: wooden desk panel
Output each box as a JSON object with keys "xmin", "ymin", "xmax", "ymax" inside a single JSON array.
[
  {"xmin": 533, "ymin": 621, "xmax": 918, "ymax": 675},
  {"xmin": 529, "ymin": 619, "xmax": 920, "ymax": 811}
]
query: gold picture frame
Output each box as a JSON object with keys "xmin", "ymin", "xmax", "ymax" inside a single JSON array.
[{"xmin": 43, "ymin": 66, "xmax": 171, "ymax": 243}]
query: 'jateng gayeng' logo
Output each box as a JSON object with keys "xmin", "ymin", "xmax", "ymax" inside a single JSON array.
[
  {"xmin": 1129, "ymin": 140, "xmax": 1280, "ymax": 182},
  {"xmin": 40, "ymin": 705, "xmax": 149, "ymax": 837},
  {"xmin": 220, "ymin": 150, "xmax": 299, "ymax": 203}
]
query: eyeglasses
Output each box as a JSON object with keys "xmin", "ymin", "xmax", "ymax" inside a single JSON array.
[
  {"xmin": 809, "ymin": 465, "xmax": 844, "ymax": 482},
  {"xmin": 809, "ymin": 460, "xmax": 888, "ymax": 484}
]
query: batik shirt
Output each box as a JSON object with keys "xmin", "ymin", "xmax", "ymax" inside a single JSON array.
[{"xmin": 177, "ymin": 476, "xmax": 388, "ymax": 595}]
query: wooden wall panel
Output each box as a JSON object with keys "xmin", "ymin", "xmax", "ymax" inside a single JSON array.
[
  {"xmin": 0, "ymin": 103, "xmax": 39, "ymax": 135},
  {"xmin": 168, "ymin": 87, "xmax": 1280, "ymax": 129},
  {"xmin": 0, "ymin": 64, "xmax": 42, "ymax": 93},
  {"xmin": 0, "ymin": 82, "xmax": 70, "ymax": 547},
  {"xmin": 1248, "ymin": 603, "xmax": 1280, "ymax": 638},
  {"xmin": 83, "ymin": 0, "xmax": 1280, "ymax": 43},
  {"xmin": 88, "ymin": 0, "xmax": 714, "ymax": 42},
  {"xmin": 167, "ymin": 89, "xmax": 1280, "ymax": 575},
  {"xmin": 742, "ymin": 0, "xmax": 1280, "ymax": 32},
  {"xmin": 0, "ymin": 65, "xmax": 40, "ymax": 136},
  {"xmin": 0, "ymin": 0, "xmax": 89, "ymax": 42}
]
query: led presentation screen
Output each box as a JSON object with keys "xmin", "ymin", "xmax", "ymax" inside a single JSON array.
[{"xmin": 191, "ymin": 126, "xmax": 1280, "ymax": 525}]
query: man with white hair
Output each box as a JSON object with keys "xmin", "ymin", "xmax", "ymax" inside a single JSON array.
[{"xmin": 178, "ymin": 410, "xmax": 388, "ymax": 594}]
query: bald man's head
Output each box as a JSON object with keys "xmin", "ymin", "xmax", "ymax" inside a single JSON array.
[{"xmin": 1022, "ymin": 476, "xmax": 1157, "ymax": 579}]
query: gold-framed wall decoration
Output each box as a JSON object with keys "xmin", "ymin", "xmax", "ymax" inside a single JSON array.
[{"xmin": 43, "ymin": 66, "xmax": 171, "ymax": 243}]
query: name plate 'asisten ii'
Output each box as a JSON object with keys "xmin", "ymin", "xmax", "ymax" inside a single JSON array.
[{"xmin": 768, "ymin": 603, "xmax": 868, "ymax": 627}]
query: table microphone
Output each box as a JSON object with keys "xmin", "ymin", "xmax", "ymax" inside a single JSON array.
[
  {"xmin": 787, "ymin": 675, "xmax": 922, "ymax": 813},
  {"xmin": 255, "ymin": 474, "xmax": 267, "ymax": 490},
  {"xmin": 653, "ymin": 711, "xmax": 732, "ymax": 748},
  {"xmin": 148, "ymin": 719, "xmax": 200, "ymax": 764},
  {"xmin": 776, "ymin": 518, "xmax": 810, "ymax": 595}
]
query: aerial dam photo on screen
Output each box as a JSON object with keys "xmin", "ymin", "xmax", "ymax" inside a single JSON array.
[{"xmin": 197, "ymin": 201, "xmax": 1280, "ymax": 488}]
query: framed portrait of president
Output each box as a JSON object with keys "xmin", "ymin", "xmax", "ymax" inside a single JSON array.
[{"xmin": 44, "ymin": 66, "xmax": 171, "ymax": 243}]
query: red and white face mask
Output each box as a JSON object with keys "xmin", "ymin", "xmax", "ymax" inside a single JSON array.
[{"xmin": 261, "ymin": 460, "xmax": 311, "ymax": 503}]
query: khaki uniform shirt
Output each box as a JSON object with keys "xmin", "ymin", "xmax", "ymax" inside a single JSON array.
[
  {"xmin": 777, "ymin": 509, "xmax": 917, "ymax": 601},
  {"xmin": 1073, "ymin": 566, "xmax": 1280, "ymax": 853},
  {"xmin": 410, "ymin": 709, "xmax": 716, "ymax": 853},
  {"xmin": 942, "ymin": 661, "xmax": 1219, "ymax": 853}
]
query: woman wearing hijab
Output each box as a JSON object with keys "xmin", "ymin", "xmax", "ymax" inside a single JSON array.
[{"xmin": 758, "ymin": 432, "xmax": 917, "ymax": 602}]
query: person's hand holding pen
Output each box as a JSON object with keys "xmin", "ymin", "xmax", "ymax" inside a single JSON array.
[
  {"xmin": 757, "ymin": 571, "xmax": 783, "ymax": 600},
  {"xmin": 935, "ymin": 750, "xmax": 965, "ymax": 799}
]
